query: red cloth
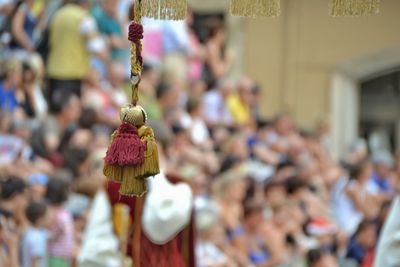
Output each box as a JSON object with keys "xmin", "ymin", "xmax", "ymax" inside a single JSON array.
[{"xmin": 105, "ymin": 176, "xmax": 196, "ymax": 267}]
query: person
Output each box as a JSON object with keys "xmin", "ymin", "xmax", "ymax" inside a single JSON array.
[
  {"xmin": 346, "ymin": 220, "xmax": 377, "ymax": 266},
  {"xmin": 307, "ymin": 248, "xmax": 339, "ymax": 267},
  {"xmin": 10, "ymin": 0, "xmax": 37, "ymax": 54},
  {"xmin": 0, "ymin": 59, "xmax": 22, "ymax": 113},
  {"xmin": 31, "ymin": 92, "xmax": 81, "ymax": 161},
  {"xmin": 227, "ymin": 77, "xmax": 255, "ymax": 126},
  {"xmin": 91, "ymin": 0, "xmax": 126, "ymax": 62},
  {"xmin": 46, "ymin": 177, "xmax": 75, "ymax": 267},
  {"xmin": 46, "ymin": 0, "xmax": 107, "ymax": 111},
  {"xmin": 0, "ymin": 176, "xmax": 28, "ymax": 229},
  {"xmin": 242, "ymin": 201, "xmax": 286, "ymax": 267},
  {"xmin": 21, "ymin": 201, "xmax": 50, "ymax": 267},
  {"xmin": 203, "ymin": 21, "xmax": 232, "ymax": 90},
  {"xmin": 161, "ymin": 18, "xmax": 190, "ymax": 83},
  {"xmin": 370, "ymin": 150, "xmax": 395, "ymax": 194},
  {"xmin": 202, "ymin": 79, "xmax": 233, "ymax": 128},
  {"xmin": 17, "ymin": 60, "xmax": 47, "ymax": 119},
  {"xmin": 331, "ymin": 162, "xmax": 380, "ymax": 236},
  {"xmin": 0, "ymin": 215, "xmax": 20, "ymax": 267}
]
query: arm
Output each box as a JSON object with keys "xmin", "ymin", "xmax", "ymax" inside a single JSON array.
[
  {"xmin": 11, "ymin": 5, "xmax": 35, "ymax": 51},
  {"xmin": 346, "ymin": 187, "xmax": 378, "ymax": 219},
  {"xmin": 260, "ymin": 227, "xmax": 286, "ymax": 267}
]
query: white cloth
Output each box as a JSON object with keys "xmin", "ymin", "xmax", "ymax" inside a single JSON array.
[
  {"xmin": 203, "ymin": 90, "xmax": 232, "ymax": 125},
  {"xmin": 21, "ymin": 227, "xmax": 49, "ymax": 267},
  {"xmin": 330, "ymin": 177, "xmax": 379, "ymax": 235},
  {"xmin": 78, "ymin": 191, "xmax": 122, "ymax": 267},
  {"xmin": 374, "ymin": 196, "xmax": 400, "ymax": 267}
]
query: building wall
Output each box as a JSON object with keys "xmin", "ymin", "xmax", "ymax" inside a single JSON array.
[{"xmin": 244, "ymin": 0, "xmax": 400, "ymax": 128}]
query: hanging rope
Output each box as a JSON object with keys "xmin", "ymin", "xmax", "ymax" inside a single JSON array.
[{"xmin": 129, "ymin": 0, "xmax": 144, "ymax": 105}]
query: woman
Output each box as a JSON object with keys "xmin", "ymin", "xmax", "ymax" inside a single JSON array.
[
  {"xmin": 203, "ymin": 22, "xmax": 233, "ymax": 90},
  {"xmin": 11, "ymin": 0, "xmax": 37, "ymax": 54},
  {"xmin": 16, "ymin": 58, "xmax": 47, "ymax": 120}
]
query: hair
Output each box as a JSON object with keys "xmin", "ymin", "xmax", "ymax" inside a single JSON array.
[
  {"xmin": 51, "ymin": 90, "xmax": 76, "ymax": 114},
  {"xmin": 354, "ymin": 219, "xmax": 376, "ymax": 237},
  {"xmin": 307, "ymin": 248, "xmax": 324, "ymax": 266},
  {"xmin": 79, "ymin": 108, "xmax": 97, "ymax": 129},
  {"xmin": 285, "ymin": 177, "xmax": 308, "ymax": 195},
  {"xmin": 349, "ymin": 160, "xmax": 369, "ymax": 180},
  {"xmin": 186, "ymin": 97, "xmax": 201, "ymax": 114},
  {"xmin": 45, "ymin": 178, "xmax": 70, "ymax": 205},
  {"xmin": 264, "ymin": 181, "xmax": 284, "ymax": 194},
  {"xmin": 63, "ymin": 148, "xmax": 90, "ymax": 177},
  {"xmin": 25, "ymin": 202, "xmax": 47, "ymax": 225},
  {"xmin": 243, "ymin": 200, "xmax": 263, "ymax": 219},
  {"xmin": 156, "ymin": 82, "xmax": 172, "ymax": 100},
  {"xmin": 0, "ymin": 176, "xmax": 26, "ymax": 200}
]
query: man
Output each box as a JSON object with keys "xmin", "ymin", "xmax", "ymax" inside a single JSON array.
[{"xmin": 46, "ymin": 0, "xmax": 107, "ymax": 111}]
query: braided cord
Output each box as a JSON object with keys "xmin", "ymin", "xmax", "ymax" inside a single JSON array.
[{"xmin": 130, "ymin": 0, "xmax": 143, "ymax": 105}]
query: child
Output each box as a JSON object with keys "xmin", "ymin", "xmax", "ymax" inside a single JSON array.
[
  {"xmin": 46, "ymin": 178, "xmax": 74, "ymax": 267},
  {"xmin": 21, "ymin": 201, "xmax": 50, "ymax": 267}
]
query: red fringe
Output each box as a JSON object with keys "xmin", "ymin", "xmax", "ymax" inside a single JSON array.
[
  {"xmin": 105, "ymin": 123, "xmax": 145, "ymax": 166},
  {"xmin": 128, "ymin": 22, "xmax": 144, "ymax": 66}
]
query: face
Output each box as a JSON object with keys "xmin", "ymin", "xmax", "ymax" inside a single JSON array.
[
  {"xmin": 64, "ymin": 95, "xmax": 82, "ymax": 123},
  {"xmin": 359, "ymin": 225, "xmax": 377, "ymax": 248},
  {"xmin": 29, "ymin": 184, "xmax": 46, "ymax": 202},
  {"xmin": 276, "ymin": 116, "xmax": 292, "ymax": 135},
  {"xmin": 375, "ymin": 164, "xmax": 391, "ymax": 179},
  {"xmin": 8, "ymin": 67, "xmax": 22, "ymax": 88},
  {"xmin": 225, "ymin": 180, "xmax": 246, "ymax": 202},
  {"xmin": 265, "ymin": 185, "xmax": 286, "ymax": 209}
]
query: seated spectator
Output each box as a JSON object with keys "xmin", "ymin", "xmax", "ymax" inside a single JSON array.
[
  {"xmin": 31, "ymin": 92, "xmax": 81, "ymax": 162},
  {"xmin": 307, "ymin": 248, "xmax": 339, "ymax": 267},
  {"xmin": 346, "ymin": 220, "xmax": 377, "ymax": 266},
  {"xmin": 370, "ymin": 150, "xmax": 395, "ymax": 194},
  {"xmin": 227, "ymin": 77, "xmax": 255, "ymax": 126},
  {"xmin": 21, "ymin": 201, "xmax": 50, "ymax": 267},
  {"xmin": 0, "ymin": 59, "xmax": 21, "ymax": 114},
  {"xmin": 331, "ymin": 162, "xmax": 380, "ymax": 236}
]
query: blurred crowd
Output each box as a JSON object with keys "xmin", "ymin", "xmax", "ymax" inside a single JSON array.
[{"xmin": 0, "ymin": 0, "xmax": 400, "ymax": 267}]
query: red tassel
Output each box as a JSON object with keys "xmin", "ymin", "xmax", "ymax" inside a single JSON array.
[{"xmin": 105, "ymin": 122, "xmax": 145, "ymax": 166}]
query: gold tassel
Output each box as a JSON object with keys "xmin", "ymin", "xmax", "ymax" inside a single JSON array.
[
  {"xmin": 230, "ymin": 0, "xmax": 280, "ymax": 18},
  {"xmin": 142, "ymin": 0, "xmax": 187, "ymax": 20},
  {"xmin": 330, "ymin": 0, "xmax": 380, "ymax": 16},
  {"xmin": 120, "ymin": 173, "xmax": 148, "ymax": 196}
]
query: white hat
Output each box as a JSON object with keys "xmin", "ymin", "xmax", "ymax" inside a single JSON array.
[
  {"xmin": 78, "ymin": 191, "xmax": 122, "ymax": 267},
  {"xmin": 142, "ymin": 172, "xmax": 193, "ymax": 245}
]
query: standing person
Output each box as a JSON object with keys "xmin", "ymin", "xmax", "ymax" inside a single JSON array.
[
  {"xmin": 21, "ymin": 201, "xmax": 50, "ymax": 267},
  {"xmin": 203, "ymin": 21, "xmax": 232, "ymax": 90},
  {"xmin": 92, "ymin": 0, "xmax": 126, "ymax": 62},
  {"xmin": 46, "ymin": 178, "xmax": 74, "ymax": 267},
  {"xmin": 10, "ymin": 0, "xmax": 37, "ymax": 55},
  {"xmin": 46, "ymin": 0, "xmax": 107, "ymax": 111}
]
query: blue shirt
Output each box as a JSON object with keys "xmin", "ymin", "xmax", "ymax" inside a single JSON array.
[
  {"xmin": 371, "ymin": 172, "xmax": 393, "ymax": 193},
  {"xmin": 0, "ymin": 81, "xmax": 18, "ymax": 112}
]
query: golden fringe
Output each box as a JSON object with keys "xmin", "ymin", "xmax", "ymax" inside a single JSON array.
[
  {"xmin": 230, "ymin": 0, "xmax": 280, "ymax": 18},
  {"xmin": 142, "ymin": 0, "xmax": 187, "ymax": 20},
  {"xmin": 103, "ymin": 164, "xmax": 124, "ymax": 182},
  {"xmin": 120, "ymin": 173, "xmax": 148, "ymax": 196},
  {"xmin": 330, "ymin": 0, "xmax": 380, "ymax": 16}
]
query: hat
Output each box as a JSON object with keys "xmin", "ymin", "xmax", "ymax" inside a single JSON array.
[
  {"xmin": 306, "ymin": 218, "xmax": 337, "ymax": 236},
  {"xmin": 142, "ymin": 172, "xmax": 193, "ymax": 245}
]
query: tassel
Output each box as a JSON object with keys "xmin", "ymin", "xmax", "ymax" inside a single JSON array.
[
  {"xmin": 142, "ymin": 0, "xmax": 187, "ymax": 20},
  {"xmin": 230, "ymin": 0, "xmax": 280, "ymax": 18},
  {"xmin": 103, "ymin": 130, "xmax": 124, "ymax": 182},
  {"xmin": 104, "ymin": 123, "xmax": 145, "ymax": 166},
  {"xmin": 120, "ymin": 174, "xmax": 148, "ymax": 196},
  {"xmin": 330, "ymin": 0, "xmax": 380, "ymax": 16}
]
